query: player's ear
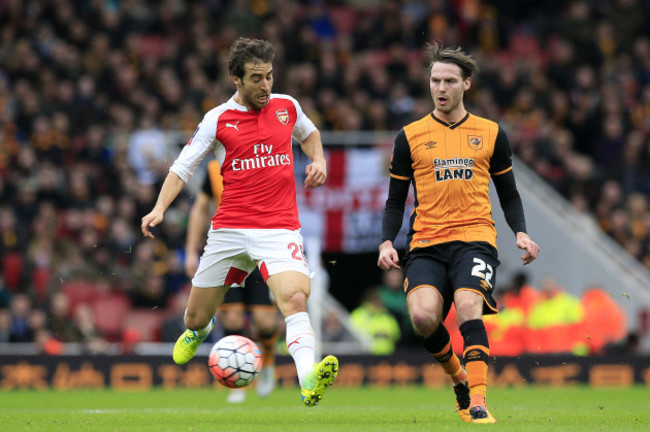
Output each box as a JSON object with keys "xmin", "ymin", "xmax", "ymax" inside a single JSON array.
[
  {"xmin": 464, "ymin": 77, "xmax": 471, "ymax": 91},
  {"xmin": 232, "ymin": 75, "xmax": 241, "ymax": 88}
]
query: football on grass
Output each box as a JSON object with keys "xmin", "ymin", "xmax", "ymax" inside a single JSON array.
[{"xmin": 208, "ymin": 335, "xmax": 263, "ymax": 388}]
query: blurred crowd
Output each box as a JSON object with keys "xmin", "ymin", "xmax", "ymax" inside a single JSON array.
[
  {"xmin": 449, "ymin": 272, "xmax": 633, "ymax": 356},
  {"xmin": 1, "ymin": 0, "xmax": 649, "ymax": 352},
  {"xmin": 345, "ymin": 269, "xmax": 631, "ymax": 356}
]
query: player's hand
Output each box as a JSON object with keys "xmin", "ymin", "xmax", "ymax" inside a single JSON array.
[
  {"xmin": 141, "ymin": 210, "xmax": 164, "ymax": 238},
  {"xmin": 304, "ymin": 159, "xmax": 327, "ymax": 189},
  {"xmin": 185, "ymin": 250, "xmax": 200, "ymax": 278},
  {"xmin": 516, "ymin": 232, "xmax": 539, "ymax": 265},
  {"xmin": 377, "ymin": 240, "xmax": 401, "ymax": 270}
]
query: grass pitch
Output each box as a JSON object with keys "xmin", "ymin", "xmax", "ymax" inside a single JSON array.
[{"xmin": 0, "ymin": 386, "xmax": 647, "ymax": 431}]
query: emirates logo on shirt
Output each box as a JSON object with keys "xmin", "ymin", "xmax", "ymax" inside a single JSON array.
[
  {"xmin": 275, "ymin": 109, "xmax": 289, "ymax": 125},
  {"xmin": 231, "ymin": 143, "xmax": 291, "ymax": 171}
]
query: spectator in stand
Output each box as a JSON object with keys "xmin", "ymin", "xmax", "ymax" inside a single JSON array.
[
  {"xmin": 500, "ymin": 272, "xmax": 541, "ymax": 317},
  {"xmin": 580, "ymin": 285, "xmax": 627, "ymax": 354},
  {"xmin": 127, "ymin": 115, "xmax": 170, "ymax": 186},
  {"xmin": 377, "ymin": 267, "xmax": 416, "ymax": 346},
  {"xmin": 0, "ymin": 278, "xmax": 10, "ymax": 310},
  {"xmin": 127, "ymin": 238, "xmax": 169, "ymax": 307},
  {"xmin": 321, "ymin": 310, "xmax": 351, "ymax": 344},
  {"xmin": 0, "ymin": 206, "xmax": 27, "ymax": 291},
  {"xmin": 526, "ymin": 276, "xmax": 587, "ymax": 355},
  {"xmin": 72, "ymin": 302, "xmax": 110, "ymax": 354},
  {"xmin": 0, "ymin": 0, "xmax": 649, "ymax": 347},
  {"xmin": 350, "ymin": 286, "xmax": 401, "ymax": 355},
  {"xmin": 0, "ymin": 308, "xmax": 12, "ymax": 342},
  {"xmin": 34, "ymin": 328, "xmax": 64, "ymax": 355},
  {"xmin": 47, "ymin": 291, "xmax": 82, "ymax": 343},
  {"xmin": 8, "ymin": 293, "xmax": 33, "ymax": 342}
]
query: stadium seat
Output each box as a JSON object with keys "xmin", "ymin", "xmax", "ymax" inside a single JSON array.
[
  {"xmin": 62, "ymin": 281, "xmax": 99, "ymax": 313},
  {"xmin": 329, "ymin": 7, "xmax": 357, "ymax": 33},
  {"xmin": 1, "ymin": 252, "xmax": 24, "ymax": 291},
  {"xmin": 32, "ymin": 268, "xmax": 53, "ymax": 304},
  {"xmin": 91, "ymin": 293, "xmax": 132, "ymax": 342},
  {"xmin": 122, "ymin": 308, "xmax": 164, "ymax": 342}
]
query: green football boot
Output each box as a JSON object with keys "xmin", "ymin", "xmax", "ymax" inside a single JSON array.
[
  {"xmin": 300, "ymin": 355, "xmax": 339, "ymax": 407},
  {"xmin": 172, "ymin": 317, "xmax": 216, "ymax": 365}
]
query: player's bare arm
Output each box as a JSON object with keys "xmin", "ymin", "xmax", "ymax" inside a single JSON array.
[
  {"xmin": 300, "ymin": 130, "xmax": 327, "ymax": 189},
  {"xmin": 378, "ymin": 240, "xmax": 401, "ymax": 271},
  {"xmin": 141, "ymin": 171, "xmax": 186, "ymax": 238},
  {"xmin": 516, "ymin": 232, "xmax": 539, "ymax": 265}
]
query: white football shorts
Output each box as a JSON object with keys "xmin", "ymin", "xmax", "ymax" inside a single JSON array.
[{"xmin": 191, "ymin": 228, "xmax": 313, "ymax": 288}]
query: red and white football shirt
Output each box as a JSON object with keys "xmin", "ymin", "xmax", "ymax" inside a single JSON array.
[{"xmin": 170, "ymin": 93, "xmax": 316, "ymax": 230}]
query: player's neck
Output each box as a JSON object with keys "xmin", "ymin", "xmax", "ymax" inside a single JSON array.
[
  {"xmin": 433, "ymin": 107, "xmax": 467, "ymax": 125},
  {"xmin": 233, "ymin": 92, "xmax": 260, "ymax": 112},
  {"xmin": 234, "ymin": 93, "xmax": 251, "ymax": 111}
]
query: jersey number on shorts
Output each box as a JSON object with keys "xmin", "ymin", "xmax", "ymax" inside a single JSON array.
[
  {"xmin": 471, "ymin": 257, "xmax": 493, "ymax": 289},
  {"xmin": 288, "ymin": 242, "xmax": 306, "ymax": 262}
]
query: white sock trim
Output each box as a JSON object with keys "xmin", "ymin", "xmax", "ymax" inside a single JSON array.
[{"xmin": 192, "ymin": 316, "xmax": 215, "ymax": 339}]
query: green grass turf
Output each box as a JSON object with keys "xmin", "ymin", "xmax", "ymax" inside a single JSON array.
[{"xmin": 0, "ymin": 386, "xmax": 647, "ymax": 431}]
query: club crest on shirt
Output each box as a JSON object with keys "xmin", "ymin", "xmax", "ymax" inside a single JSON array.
[
  {"xmin": 275, "ymin": 109, "xmax": 289, "ymax": 125},
  {"xmin": 468, "ymin": 135, "xmax": 483, "ymax": 150}
]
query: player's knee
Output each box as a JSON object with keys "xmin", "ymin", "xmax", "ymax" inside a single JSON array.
[
  {"xmin": 410, "ymin": 307, "xmax": 441, "ymax": 335},
  {"xmin": 454, "ymin": 298, "xmax": 483, "ymax": 324},
  {"xmin": 279, "ymin": 290, "xmax": 308, "ymax": 315}
]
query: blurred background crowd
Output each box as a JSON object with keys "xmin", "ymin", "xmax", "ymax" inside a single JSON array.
[{"xmin": 1, "ymin": 0, "xmax": 649, "ymax": 355}]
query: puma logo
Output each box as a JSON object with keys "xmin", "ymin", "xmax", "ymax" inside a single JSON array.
[
  {"xmin": 287, "ymin": 337, "xmax": 302, "ymax": 348},
  {"xmin": 225, "ymin": 121, "xmax": 240, "ymax": 131}
]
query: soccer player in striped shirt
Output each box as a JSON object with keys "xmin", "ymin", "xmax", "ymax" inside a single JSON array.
[{"xmin": 378, "ymin": 42, "xmax": 540, "ymax": 423}]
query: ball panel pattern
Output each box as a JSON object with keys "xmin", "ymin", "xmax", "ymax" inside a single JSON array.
[{"xmin": 208, "ymin": 335, "xmax": 263, "ymax": 388}]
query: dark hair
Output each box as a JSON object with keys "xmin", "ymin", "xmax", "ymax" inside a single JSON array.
[
  {"xmin": 228, "ymin": 38, "xmax": 275, "ymax": 78},
  {"xmin": 425, "ymin": 42, "xmax": 479, "ymax": 80}
]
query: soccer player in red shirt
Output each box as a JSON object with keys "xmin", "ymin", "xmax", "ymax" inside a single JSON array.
[
  {"xmin": 185, "ymin": 160, "xmax": 279, "ymax": 403},
  {"xmin": 141, "ymin": 38, "xmax": 337, "ymax": 407}
]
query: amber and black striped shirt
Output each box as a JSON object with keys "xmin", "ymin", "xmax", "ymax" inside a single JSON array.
[{"xmin": 383, "ymin": 111, "xmax": 521, "ymax": 251}]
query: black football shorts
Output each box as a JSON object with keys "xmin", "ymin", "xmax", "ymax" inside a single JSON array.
[{"xmin": 403, "ymin": 241, "xmax": 499, "ymax": 318}]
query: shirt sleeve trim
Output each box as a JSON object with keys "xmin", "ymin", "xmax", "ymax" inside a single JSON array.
[{"xmin": 492, "ymin": 166, "xmax": 512, "ymax": 176}]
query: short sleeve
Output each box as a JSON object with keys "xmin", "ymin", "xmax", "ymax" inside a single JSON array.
[
  {"xmin": 288, "ymin": 96, "xmax": 317, "ymax": 142},
  {"xmin": 169, "ymin": 111, "xmax": 219, "ymax": 182}
]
